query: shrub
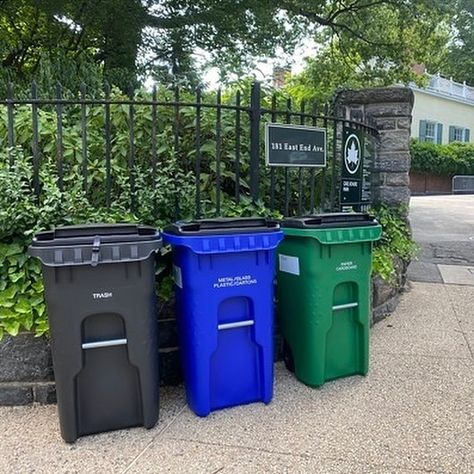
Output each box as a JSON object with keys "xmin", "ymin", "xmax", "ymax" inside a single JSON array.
[
  {"xmin": 370, "ymin": 205, "xmax": 418, "ymax": 282},
  {"xmin": 0, "ymin": 147, "xmax": 196, "ymax": 338},
  {"xmin": 410, "ymin": 139, "xmax": 474, "ymax": 176}
]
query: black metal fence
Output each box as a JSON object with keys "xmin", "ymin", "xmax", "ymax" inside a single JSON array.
[{"xmin": 0, "ymin": 81, "xmax": 378, "ymax": 218}]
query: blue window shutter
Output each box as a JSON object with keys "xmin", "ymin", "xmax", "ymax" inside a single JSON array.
[
  {"xmin": 449, "ymin": 126, "xmax": 456, "ymax": 143},
  {"xmin": 419, "ymin": 120, "xmax": 427, "ymax": 141},
  {"xmin": 464, "ymin": 128, "xmax": 470, "ymax": 142},
  {"xmin": 436, "ymin": 123, "xmax": 443, "ymax": 144}
]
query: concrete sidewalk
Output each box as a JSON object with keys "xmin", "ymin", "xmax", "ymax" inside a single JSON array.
[{"xmin": 1, "ymin": 282, "xmax": 473, "ymax": 474}]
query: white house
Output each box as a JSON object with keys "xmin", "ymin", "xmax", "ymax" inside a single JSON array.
[{"xmin": 410, "ymin": 74, "xmax": 474, "ymax": 144}]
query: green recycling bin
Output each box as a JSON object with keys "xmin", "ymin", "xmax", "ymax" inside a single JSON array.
[{"xmin": 277, "ymin": 213, "xmax": 382, "ymax": 387}]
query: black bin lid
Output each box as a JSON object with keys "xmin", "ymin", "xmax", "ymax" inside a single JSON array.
[
  {"xmin": 31, "ymin": 224, "xmax": 160, "ymax": 247},
  {"xmin": 164, "ymin": 218, "xmax": 280, "ymax": 236},
  {"xmin": 282, "ymin": 213, "xmax": 378, "ymax": 229}
]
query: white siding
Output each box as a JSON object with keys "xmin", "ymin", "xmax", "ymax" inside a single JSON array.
[{"xmin": 411, "ymin": 90, "xmax": 474, "ymax": 143}]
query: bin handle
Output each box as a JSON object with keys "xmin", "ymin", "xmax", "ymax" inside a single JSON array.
[
  {"xmin": 91, "ymin": 235, "xmax": 101, "ymax": 267},
  {"xmin": 332, "ymin": 302, "xmax": 358, "ymax": 311},
  {"xmin": 218, "ymin": 320, "xmax": 254, "ymax": 330},
  {"xmin": 82, "ymin": 338, "xmax": 127, "ymax": 349}
]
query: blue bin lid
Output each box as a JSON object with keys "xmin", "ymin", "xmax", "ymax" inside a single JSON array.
[
  {"xmin": 282, "ymin": 213, "xmax": 379, "ymax": 229},
  {"xmin": 164, "ymin": 218, "xmax": 280, "ymax": 236}
]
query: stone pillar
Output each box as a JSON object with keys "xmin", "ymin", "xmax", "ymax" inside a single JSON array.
[{"xmin": 336, "ymin": 87, "xmax": 414, "ymax": 211}]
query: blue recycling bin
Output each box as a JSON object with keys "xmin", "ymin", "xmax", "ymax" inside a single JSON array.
[{"xmin": 163, "ymin": 218, "xmax": 283, "ymax": 417}]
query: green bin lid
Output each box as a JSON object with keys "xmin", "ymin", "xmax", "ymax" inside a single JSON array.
[{"xmin": 282, "ymin": 213, "xmax": 378, "ymax": 229}]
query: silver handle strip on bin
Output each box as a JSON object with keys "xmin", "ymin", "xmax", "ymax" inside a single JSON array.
[
  {"xmin": 218, "ymin": 320, "xmax": 254, "ymax": 330},
  {"xmin": 81, "ymin": 338, "xmax": 127, "ymax": 350},
  {"xmin": 332, "ymin": 302, "xmax": 359, "ymax": 311}
]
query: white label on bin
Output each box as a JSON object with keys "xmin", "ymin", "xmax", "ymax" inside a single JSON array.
[
  {"xmin": 213, "ymin": 275, "xmax": 257, "ymax": 289},
  {"xmin": 279, "ymin": 254, "xmax": 300, "ymax": 276},
  {"xmin": 173, "ymin": 265, "xmax": 183, "ymax": 288},
  {"xmin": 92, "ymin": 292, "xmax": 113, "ymax": 300},
  {"xmin": 336, "ymin": 261, "xmax": 358, "ymax": 272}
]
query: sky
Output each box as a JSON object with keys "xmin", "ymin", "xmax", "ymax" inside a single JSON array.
[{"xmin": 200, "ymin": 39, "xmax": 318, "ymax": 89}]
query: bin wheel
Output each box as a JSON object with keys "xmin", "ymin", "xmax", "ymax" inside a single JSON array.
[{"xmin": 283, "ymin": 340, "xmax": 295, "ymax": 373}]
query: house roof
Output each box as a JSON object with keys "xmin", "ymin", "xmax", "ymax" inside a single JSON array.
[{"xmin": 410, "ymin": 74, "xmax": 474, "ymax": 106}]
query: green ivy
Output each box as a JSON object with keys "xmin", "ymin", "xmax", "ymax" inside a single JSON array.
[
  {"xmin": 370, "ymin": 205, "xmax": 418, "ymax": 282},
  {"xmin": 0, "ymin": 142, "xmax": 197, "ymax": 337},
  {"xmin": 0, "ymin": 242, "xmax": 47, "ymax": 338},
  {"xmin": 410, "ymin": 139, "xmax": 474, "ymax": 176}
]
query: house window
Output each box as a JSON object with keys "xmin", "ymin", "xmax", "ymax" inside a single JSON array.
[
  {"xmin": 425, "ymin": 122, "xmax": 436, "ymax": 142},
  {"xmin": 419, "ymin": 120, "xmax": 443, "ymax": 144},
  {"xmin": 449, "ymin": 126, "xmax": 471, "ymax": 143}
]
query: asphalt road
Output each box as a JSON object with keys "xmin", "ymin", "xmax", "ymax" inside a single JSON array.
[{"xmin": 409, "ymin": 195, "xmax": 474, "ymax": 282}]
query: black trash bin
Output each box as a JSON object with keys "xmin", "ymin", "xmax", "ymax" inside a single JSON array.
[{"xmin": 29, "ymin": 224, "xmax": 162, "ymax": 443}]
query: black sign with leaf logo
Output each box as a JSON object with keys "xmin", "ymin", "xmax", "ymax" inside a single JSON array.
[{"xmin": 340, "ymin": 127, "xmax": 372, "ymax": 210}]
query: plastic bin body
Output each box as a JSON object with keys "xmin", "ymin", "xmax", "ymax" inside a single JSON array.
[
  {"xmin": 163, "ymin": 219, "xmax": 283, "ymax": 417},
  {"xmin": 277, "ymin": 214, "xmax": 382, "ymax": 387},
  {"xmin": 29, "ymin": 224, "xmax": 161, "ymax": 442}
]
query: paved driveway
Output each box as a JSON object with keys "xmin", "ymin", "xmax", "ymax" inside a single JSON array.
[{"xmin": 409, "ymin": 195, "xmax": 474, "ymax": 283}]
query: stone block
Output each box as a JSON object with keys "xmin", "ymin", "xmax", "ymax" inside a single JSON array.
[
  {"xmin": 0, "ymin": 333, "xmax": 52, "ymax": 382},
  {"xmin": 374, "ymin": 153, "xmax": 411, "ymax": 172},
  {"xmin": 34, "ymin": 382, "xmax": 57, "ymax": 404},
  {"xmin": 377, "ymin": 130, "xmax": 411, "ymax": 152},
  {"xmin": 372, "ymin": 294, "xmax": 401, "ymax": 325},
  {"xmin": 348, "ymin": 107, "xmax": 364, "ymax": 121},
  {"xmin": 397, "ymin": 118, "xmax": 412, "ymax": 130},
  {"xmin": 337, "ymin": 87, "xmax": 414, "ymax": 106},
  {"xmin": 372, "ymin": 275, "xmax": 397, "ymax": 308},
  {"xmin": 367, "ymin": 103, "xmax": 413, "ymax": 118},
  {"xmin": 0, "ymin": 383, "xmax": 33, "ymax": 406},
  {"xmin": 374, "ymin": 118, "xmax": 396, "ymax": 130},
  {"xmin": 376, "ymin": 185, "xmax": 411, "ymax": 207},
  {"xmin": 384, "ymin": 172, "xmax": 410, "ymax": 186}
]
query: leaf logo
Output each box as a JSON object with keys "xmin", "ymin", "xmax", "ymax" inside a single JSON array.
[{"xmin": 344, "ymin": 134, "xmax": 361, "ymax": 174}]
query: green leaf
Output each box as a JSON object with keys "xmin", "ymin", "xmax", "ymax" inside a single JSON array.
[
  {"xmin": 5, "ymin": 244, "xmax": 23, "ymax": 256},
  {"xmin": 0, "ymin": 286, "xmax": 18, "ymax": 300},
  {"xmin": 3, "ymin": 321, "xmax": 20, "ymax": 336},
  {"xmin": 14, "ymin": 298, "xmax": 31, "ymax": 314},
  {"xmin": 9, "ymin": 272, "xmax": 24, "ymax": 283},
  {"xmin": 29, "ymin": 296, "xmax": 45, "ymax": 307},
  {"xmin": 0, "ymin": 308, "xmax": 17, "ymax": 319}
]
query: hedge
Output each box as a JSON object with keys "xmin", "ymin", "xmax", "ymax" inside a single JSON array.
[{"xmin": 410, "ymin": 139, "xmax": 474, "ymax": 176}]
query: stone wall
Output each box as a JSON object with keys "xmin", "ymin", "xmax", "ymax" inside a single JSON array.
[
  {"xmin": 336, "ymin": 87, "xmax": 414, "ymax": 213},
  {"xmin": 0, "ymin": 333, "xmax": 55, "ymax": 405},
  {"xmin": 337, "ymin": 87, "xmax": 414, "ymax": 322}
]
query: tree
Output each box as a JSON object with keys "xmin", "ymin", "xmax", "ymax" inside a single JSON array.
[
  {"xmin": 285, "ymin": 1, "xmax": 451, "ymax": 102},
  {"xmin": 0, "ymin": 0, "xmax": 453, "ymax": 91},
  {"xmin": 437, "ymin": 0, "xmax": 474, "ymax": 85}
]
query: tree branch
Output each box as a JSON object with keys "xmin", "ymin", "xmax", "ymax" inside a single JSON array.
[{"xmin": 145, "ymin": 12, "xmax": 215, "ymax": 29}]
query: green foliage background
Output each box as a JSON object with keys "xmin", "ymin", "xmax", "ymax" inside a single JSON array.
[
  {"xmin": 370, "ymin": 206, "xmax": 418, "ymax": 283},
  {"xmin": 410, "ymin": 139, "xmax": 474, "ymax": 176},
  {"xmin": 0, "ymin": 84, "xmax": 416, "ymax": 339}
]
